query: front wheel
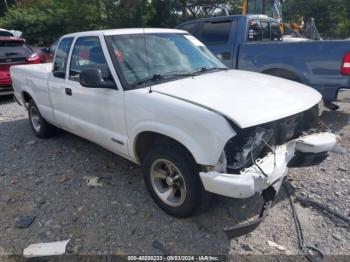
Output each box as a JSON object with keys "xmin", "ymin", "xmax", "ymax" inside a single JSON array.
[
  {"xmin": 143, "ymin": 145, "xmax": 205, "ymax": 218},
  {"xmin": 28, "ymin": 99, "xmax": 58, "ymax": 138}
]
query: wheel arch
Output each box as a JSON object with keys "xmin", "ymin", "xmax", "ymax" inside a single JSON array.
[
  {"xmin": 134, "ymin": 131, "xmax": 197, "ymax": 165},
  {"xmin": 262, "ymin": 68, "xmax": 304, "ymax": 83},
  {"xmin": 21, "ymin": 91, "xmax": 33, "ymax": 109}
]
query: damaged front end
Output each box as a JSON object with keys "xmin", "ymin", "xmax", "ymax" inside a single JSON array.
[{"xmin": 199, "ymin": 104, "xmax": 344, "ymax": 238}]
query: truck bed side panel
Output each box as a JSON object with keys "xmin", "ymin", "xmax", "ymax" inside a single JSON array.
[
  {"xmin": 237, "ymin": 41, "xmax": 350, "ymax": 101},
  {"xmin": 11, "ymin": 63, "xmax": 55, "ymax": 123}
]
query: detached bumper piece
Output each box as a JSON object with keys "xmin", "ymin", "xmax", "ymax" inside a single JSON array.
[{"xmin": 224, "ymin": 186, "xmax": 276, "ymax": 239}]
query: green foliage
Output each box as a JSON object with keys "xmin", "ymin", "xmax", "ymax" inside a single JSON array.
[{"xmin": 0, "ymin": 0, "xmax": 348, "ymax": 45}]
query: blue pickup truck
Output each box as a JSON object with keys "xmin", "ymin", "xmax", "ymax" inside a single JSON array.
[{"xmin": 177, "ymin": 15, "xmax": 350, "ymax": 102}]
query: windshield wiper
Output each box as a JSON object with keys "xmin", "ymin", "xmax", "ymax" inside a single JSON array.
[
  {"xmin": 131, "ymin": 74, "xmax": 169, "ymax": 87},
  {"xmin": 131, "ymin": 67, "xmax": 227, "ymax": 88},
  {"xmin": 189, "ymin": 67, "xmax": 227, "ymax": 76},
  {"xmin": 131, "ymin": 71, "xmax": 195, "ymax": 87}
]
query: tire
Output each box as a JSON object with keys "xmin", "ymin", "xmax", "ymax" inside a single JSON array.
[
  {"xmin": 28, "ymin": 99, "xmax": 57, "ymax": 138},
  {"xmin": 143, "ymin": 145, "xmax": 205, "ymax": 218}
]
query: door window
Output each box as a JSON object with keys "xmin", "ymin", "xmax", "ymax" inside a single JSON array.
[
  {"xmin": 69, "ymin": 37, "xmax": 111, "ymax": 82},
  {"xmin": 261, "ymin": 21, "xmax": 271, "ymax": 40},
  {"xmin": 271, "ymin": 22, "xmax": 282, "ymax": 41},
  {"xmin": 199, "ymin": 20, "xmax": 233, "ymax": 45},
  {"xmin": 53, "ymin": 37, "xmax": 73, "ymax": 79}
]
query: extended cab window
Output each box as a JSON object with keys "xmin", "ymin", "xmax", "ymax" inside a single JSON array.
[
  {"xmin": 53, "ymin": 37, "xmax": 73, "ymax": 79},
  {"xmin": 248, "ymin": 20, "xmax": 263, "ymax": 41},
  {"xmin": 199, "ymin": 20, "xmax": 232, "ymax": 45},
  {"xmin": 69, "ymin": 37, "xmax": 111, "ymax": 82},
  {"xmin": 248, "ymin": 20, "xmax": 282, "ymax": 42}
]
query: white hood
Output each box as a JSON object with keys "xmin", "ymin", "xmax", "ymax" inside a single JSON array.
[{"xmin": 152, "ymin": 70, "xmax": 322, "ymax": 128}]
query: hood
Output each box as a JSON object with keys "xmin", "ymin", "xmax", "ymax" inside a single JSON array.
[{"xmin": 151, "ymin": 70, "xmax": 322, "ymax": 129}]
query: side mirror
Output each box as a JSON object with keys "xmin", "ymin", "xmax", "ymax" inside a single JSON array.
[{"xmin": 79, "ymin": 68, "xmax": 115, "ymax": 89}]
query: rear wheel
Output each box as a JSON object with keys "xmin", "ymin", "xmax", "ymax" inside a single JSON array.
[
  {"xmin": 143, "ymin": 145, "xmax": 205, "ymax": 218},
  {"xmin": 28, "ymin": 99, "xmax": 57, "ymax": 138}
]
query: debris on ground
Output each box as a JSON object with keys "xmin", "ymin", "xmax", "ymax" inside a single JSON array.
[
  {"xmin": 34, "ymin": 197, "xmax": 46, "ymax": 206},
  {"xmin": 14, "ymin": 216, "xmax": 36, "ymax": 229},
  {"xmin": 59, "ymin": 175, "xmax": 71, "ymax": 183},
  {"xmin": 267, "ymin": 240, "xmax": 287, "ymax": 252},
  {"xmin": 152, "ymin": 240, "xmax": 171, "ymax": 255},
  {"xmin": 241, "ymin": 244, "xmax": 254, "ymax": 252},
  {"xmin": 115, "ymin": 249, "xmax": 127, "ymax": 256},
  {"xmin": 23, "ymin": 239, "xmax": 70, "ymax": 258},
  {"xmin": 83, "ymin": 176, "xmax": 106, "ymax": 187},
  {"xmin": 0, "ymin": 246, "xmax": 7, "ymax": 256},
  {"xmin": 25, "ymin": 140, "xmax": 37, "ymax": 146}
]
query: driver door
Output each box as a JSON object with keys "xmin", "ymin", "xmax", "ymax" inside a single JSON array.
[{"xmin": 63, "ymin": 36, "xmax": 128, "ymax": 156}]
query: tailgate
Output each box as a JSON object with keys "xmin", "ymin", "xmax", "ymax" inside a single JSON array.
[{"xmin": 0, "ymin": 38, "xmax": 32, "ymax": 85}]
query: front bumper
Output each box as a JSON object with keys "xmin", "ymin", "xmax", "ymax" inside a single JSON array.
[{"xmin": 199, "ymin": 132, "xmax": 339, "ymax": 199}]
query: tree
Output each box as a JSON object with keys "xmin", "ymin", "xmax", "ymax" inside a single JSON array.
[
  {"xmin": 284, "ymin": 0, "xmax": 350, "ymax": 39},
  {"xmin": 0, "ymin": 0, "xmax": 349, "ymax": 45}
]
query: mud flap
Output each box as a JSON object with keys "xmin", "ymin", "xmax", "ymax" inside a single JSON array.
[{"xmin": 224, "ymin": 186, "xmax": 276, "ymax": 239}]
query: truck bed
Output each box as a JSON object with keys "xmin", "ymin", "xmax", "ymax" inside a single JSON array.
[{"xmin": 11, "ymin": 63, "xmax": 54, "ymax": 121}]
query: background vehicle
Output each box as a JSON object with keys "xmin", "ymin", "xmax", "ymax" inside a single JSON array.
[
  {"xmin": 0, "ymin": 29, "xmax": 14, "ymax": 37},
  {"xmin": 38, "ymin": 40, "xmax": 58, "ymax": 63},
  {"xmin": 0, "ymin": 28, "xmax": 22, "ymax": 38},
  {"xmin": 0, "ymin": 37, "xmax": 41, "ymax": 95},
  {"xmin": 177, "ymin": 15, "xmax": 350, "ymax": 102}
]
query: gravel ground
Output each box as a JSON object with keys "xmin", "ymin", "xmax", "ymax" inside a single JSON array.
[{"xmin": 0, "ymin": 96, "xmax": 349, "ymax": 258}]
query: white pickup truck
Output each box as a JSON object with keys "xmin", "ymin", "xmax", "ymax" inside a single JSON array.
[{"xmin": 11, "ymin": 28, "xmax": 341, "ymax": 236}]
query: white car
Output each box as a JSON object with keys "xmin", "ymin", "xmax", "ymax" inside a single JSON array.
[
  {"xmin": 10, "ymin": 29, "xmax": 341, "ymax": 235},
  {"xmin": 0, "ymin": 28, "xmax": 22, "ymax": 38}
]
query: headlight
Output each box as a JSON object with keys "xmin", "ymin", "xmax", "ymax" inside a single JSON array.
[
  {"xmin": 224, "ymin": 127, "xmax": 273, "ymax": 173},
  {"xmin": 318, "ymin": 99, "xmax": 325, "ymax": 116}
]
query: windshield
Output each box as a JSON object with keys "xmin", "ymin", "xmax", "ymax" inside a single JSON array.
[{"xmin": 106, "ymin": 33, "xmax": 226, "ymax": 88}]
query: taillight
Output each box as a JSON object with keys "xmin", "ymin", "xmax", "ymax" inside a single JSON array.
[
  {"xmin": 341, "ymin": 52, "xmax": 350, "ymax": 75},
  {"xmin": 26, "ymin": 53, "xmax": 41, "ymax": 64}
]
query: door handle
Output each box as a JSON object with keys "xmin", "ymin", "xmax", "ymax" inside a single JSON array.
[{"xmin": 65, "ymin": 88, "xmax": 72, "ymax": 96}]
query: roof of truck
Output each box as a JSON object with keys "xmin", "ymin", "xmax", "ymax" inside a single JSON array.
[
  {"xmin": 63, "ymin": 28, "xmax": 187, "ymax": 38},
  {"xmin": 177, "ymin": 14, "xmax": 277, "ymax": 27}
]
